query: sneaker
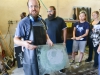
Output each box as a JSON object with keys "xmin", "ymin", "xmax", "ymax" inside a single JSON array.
[
  {"xmin": 59, "ymin": 71, "xmax": 63, "ymax": 73},
  {"xmin": 70, "ymin": 60, "xmax": 75, "ymax": 64},
  {"xmin": 85, "ymin": 59, "xmax": 92, "ymax": 62},
  {"xmin": 76, "ymin": 62, "xmax": 81, "ymax": 67},
  {"xmin": 59, "ymin": 69, "xmax": 65, "ymax": 73}
]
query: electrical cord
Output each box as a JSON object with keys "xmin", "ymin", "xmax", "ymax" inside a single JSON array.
[{"xmin": 39, "ymin": 0, "xmax": 47, "ymax": 10}]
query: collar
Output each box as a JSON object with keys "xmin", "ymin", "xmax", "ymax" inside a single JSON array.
[{"xmin": 29, "ymin": 15, "xmax": 41, "ymax": 22}]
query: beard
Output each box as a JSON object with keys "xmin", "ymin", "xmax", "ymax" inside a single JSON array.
[
  {"xmin": 48, "ymin": 14, "xmax": 56, "ymax": 20},
  {"xmin": 30, "ymin": 10, "xmax": 39, "ymax": 18}
]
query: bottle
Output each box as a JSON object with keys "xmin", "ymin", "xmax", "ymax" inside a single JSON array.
[{"xmin": 73, "ymin": 8, "xmax": 77, "ymax": 20}]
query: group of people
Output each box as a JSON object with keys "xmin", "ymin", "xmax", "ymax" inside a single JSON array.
[
  {"xmin": 14, "ymin": 0, "xmax": 66, "ymax": 75},
  {"xmin": 13, "ymin": 0, "xmax": 100, "ymax": 75},
  {"xmin": 71, "ymin": 10, "xmax": 100, "ymax": 74}
]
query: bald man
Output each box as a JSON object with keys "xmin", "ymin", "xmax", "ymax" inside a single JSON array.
[{"xmin": 14, "ymin": 0, "xmax": 53, "ymax": 75}]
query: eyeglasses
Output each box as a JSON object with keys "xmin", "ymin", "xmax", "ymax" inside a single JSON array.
[
  {"xmin": 47, "ymin": 10, "xmax": 55, "ymax": 13},
  {"xmin": 29, "ymin": 5, "xmax": 39, "ymax": 9}
]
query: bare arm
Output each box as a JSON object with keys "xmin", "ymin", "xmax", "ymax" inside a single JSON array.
[
  {"xmin": 72, "ymin": 27, "xmax": 76, "ymax": 39},
  {"xmin": 14, "ymin": 36, "xmax": 37, "ymax": 50},
  {"xmin": 63, "ymin": 28, "xmax": 67, "ymax": 43},
  {"xmin": 46, "ymin": 34, "xmax": 53, "ymax": 46},
  {"xmin": 76, "ymin": 29, "xmax": 89, "ymax": 40},
  {"xmin": 80, "ymin": 29, "xmax": 89, "ymax": 38}
]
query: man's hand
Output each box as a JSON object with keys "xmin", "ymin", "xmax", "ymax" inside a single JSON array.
[
  {"xmin": 47, "ymin": 39, "xmax": 53, "ymax": 46},
  {"xmin": 24, "ymin": 40, "xmax": 37, "ymax": 50}
]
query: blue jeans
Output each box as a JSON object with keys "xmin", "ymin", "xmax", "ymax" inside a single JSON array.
[
  {"xmin": 93, "ymin": 45, "xmax": 99, "ymax": 67},
  {"xmin": 87, "ymin": 37, "xmax": 93, "ymax": 60},
  {"xmin": 23, "ymin": 64, "xmax": 39, "ymax": 75}
]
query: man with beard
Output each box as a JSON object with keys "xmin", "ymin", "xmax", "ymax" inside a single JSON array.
[
  {"xmin": 14, "ymin": 0, "xmax": 53, "ymax": 75},
  {"xmin": 45, "ymin": 6, "xmax": 67, "ymax": 74}
]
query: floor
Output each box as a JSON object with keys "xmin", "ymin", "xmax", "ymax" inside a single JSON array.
[{"xmin": 5, "ymin": 52, "xmax": 98, "ymax": 75}]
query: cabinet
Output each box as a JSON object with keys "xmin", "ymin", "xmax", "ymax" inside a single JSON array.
[{"xmin": 65, "ymin": 20, "xmax": 78, "ymax": 54}]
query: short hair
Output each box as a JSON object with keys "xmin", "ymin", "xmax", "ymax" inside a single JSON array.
[
  {"xmin": 80, "ymin": 10, "xmax": 87, "ymax": 16},
  {"xmin": 27, "ymin": 0, "xmax": 40, "ymax": 7},
  {"xmin": 22, "ymin": 12, "xmax": 26, "ymax": 17},
  {"xmin": 49, "ymin": 6, "xmax": 56, "ymax": 10},
  {"xmin": 92, "ymin": 11, "xmax": 99, "ymax": 15}
]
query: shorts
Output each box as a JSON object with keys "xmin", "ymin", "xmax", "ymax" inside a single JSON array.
[{"xmin": 72, "ymin": 40, "xmax": 87, "ymax": 53}]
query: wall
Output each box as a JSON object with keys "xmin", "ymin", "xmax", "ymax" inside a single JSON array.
[
  {"xmin": 0, "ymin": 0, "xmax": 28, "ymax": 56},
  {"xmin": 40, "ymin": 0, "xmax": 100, "ymax": 19},
  {"xmin": 0, "ymin": 0, "xmax": 100, "ymax": 56}
]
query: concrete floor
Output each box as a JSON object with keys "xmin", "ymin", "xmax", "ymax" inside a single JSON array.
[{"xmin": 7, "ymin": 52, "xmax": 98, "ymax": 75}]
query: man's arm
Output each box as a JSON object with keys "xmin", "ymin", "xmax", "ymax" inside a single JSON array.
[
  {"xmin": 14, "ymin": 36, "xmax": 37, "ymax": 50},
  {"xmin": 46, "ymin": 34, "xmax": 53, "ymax": 46},
  {"xmin": 63, "ymin": 28, "xmax": 67, "ymax": 43}
]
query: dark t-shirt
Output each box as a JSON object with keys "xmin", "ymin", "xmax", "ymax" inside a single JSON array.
[
  {"xmin": 45, "ymin": 17, "xmax": 66, "ymax": 43},
  {"xmin": 74, "ymin": 21, "xmax": 89, "ymax": 41}
]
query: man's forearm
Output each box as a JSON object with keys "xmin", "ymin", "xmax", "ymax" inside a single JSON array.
[
  {"xmin": 14, "ymin": 37, "xmax": 25, "ymax": 47},
  {"xmin": 63, "ymin": 28, "xmax": 67, "ymax": 43},
  {"xmin": 46, "ymin": 34, "xmax": 50, "ymax": 40}
]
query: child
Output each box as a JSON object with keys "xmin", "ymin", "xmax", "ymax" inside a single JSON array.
[{"xmin": 71, "ymin": 10, "xmax": 89, "ymax": 66}]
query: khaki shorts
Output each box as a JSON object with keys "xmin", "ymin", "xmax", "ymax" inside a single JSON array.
[{"xmin": 72, "ymin": 40, "xmax": 87, "ymax": 53}]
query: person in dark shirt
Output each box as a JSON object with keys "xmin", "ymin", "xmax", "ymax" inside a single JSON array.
[
  {"xmin": 45, "ymin": 6, "xmax": 67, "ymax": 74},
  {"xmin": 45, "ymin": 6, "xmax": 67, "ymax": 44},
  {"xmin": 71, "ymin": 11, "xmax": 89, "ymax": 67}
]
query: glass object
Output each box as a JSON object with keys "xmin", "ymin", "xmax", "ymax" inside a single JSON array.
[{"xmin": 36, "ymin": 43, "xmax": 69, "ymax": 75}]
